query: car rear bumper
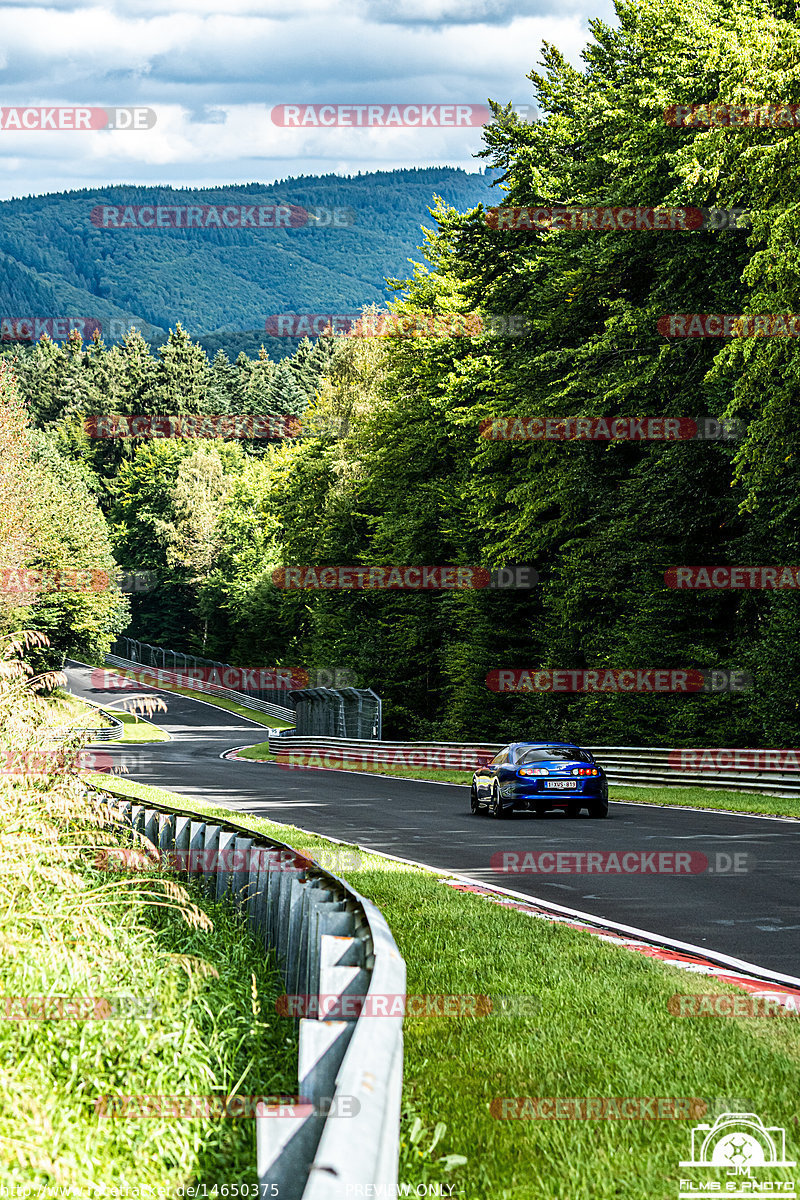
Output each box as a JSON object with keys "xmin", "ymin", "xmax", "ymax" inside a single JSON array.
[{"xmin": 502, "ymin": 781, "xmax": 608, "ymax": 809}]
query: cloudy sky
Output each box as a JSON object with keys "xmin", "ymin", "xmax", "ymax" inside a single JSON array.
[{"xmin": 0, "ymin": 0, "xmax": 614, "ymax": 200}]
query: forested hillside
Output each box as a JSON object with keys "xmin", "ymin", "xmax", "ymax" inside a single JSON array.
[
  {"xmin": 0, "ymin": 168, "xmax": 500, "ymax": 360},
  {"xmin": 4, "ymin": 0, "xmax": 800, "ymax": 748}
]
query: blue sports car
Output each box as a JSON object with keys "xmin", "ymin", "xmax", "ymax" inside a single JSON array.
[{"xmin": 471, "ymin": 742, "xmax": 609, "ymax": 819}]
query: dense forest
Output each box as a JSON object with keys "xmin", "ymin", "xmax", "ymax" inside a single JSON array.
[
  {"xmin": 2, "ymin": 0, "xmax": 800, "ymax": 747},
  {"xmin": 0, "ymin": 168, "xmax": 500, "ymax": 361}
]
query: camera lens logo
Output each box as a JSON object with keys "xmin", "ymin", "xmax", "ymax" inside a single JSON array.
[
  {"xmin": 723, "ymin": 1137, "xmax": 751, "ymax": 1167},
  {"xmin": 680, "ymin": 1111, "xmax": 795, "ymax": 1175}
]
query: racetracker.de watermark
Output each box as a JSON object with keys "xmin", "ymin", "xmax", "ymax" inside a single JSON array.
[
  {"xmin": 486, "ymin": 668, "xmax": 753, "ymax": 693},
  {"xmin": 264, "ymin": 313, "xmax": 530, "ymax": 338},
  {"xmin": 272, "ymin": 565, "xmax": 537, "ymax": 590},
  {"xmin": 659, "ymin": 313, "xmax": 800, "ymax": 337},
  {"xmin": 1, "ymin": 749, "xmax": 121, "ymax": 775},
  {"xmin": 94, "ymin": 665, "xmax": 354, "ymax": 692},
  {"xmin": 91, "ymin": 666, "xmax": 309, "ymax": 692},
  {"xmin": 669, "ymin": 993, "xmax": 800, "ymax": 1016},
  {"xmin": 84, "ymin": 414, "xmax": 351, "ymax": 439},
  {"xmin": 479, "ymin": 417, "xmax": 743, "ymax": 441},
  {"xmin": 0, "ymin": 318, "xmax": 172, "ymax": 346},
  {"xmin": 1, "ymin": 317, "xmax": 102, "ymax": 342},
  {"xmin": 84, "ymin": 415, "xmax": 301, "ymax": 439},
  {"xmin": 276, "ymin": 748, "xmax": 494, "ymax": 772},
  {"xmin": 666, "ymin": 566, "xmax": 800, "ymax": 589},
  {"xmin": 94, "ymin": 1094, "xmax": 359, "ymax": 1118},
  {"xmin": 669, "ymin": 748, "xmax": 800, "ymax": 772},
  {"xmin": 490, "ymin": 850, "xmax": 752, "ymax": 874},
  {"xmin": 274, "ymin": 993, "xmax": 537, "ymax": 1018},
  {"xmin": 485, "ymin": 206, "xmax": 750, "ymax": 232},
  {"xmin": 0, "ymin": 317, "xmax": 163, "ymax": 344},
  {"xmin": 491, "ymin": 1097, "xmax": 708, "ymax": 1119},
  {"xmin": 2, "ymin": 995, "xmax": 158, "ymax": 1020},
  {"xmin": 664, "ymin": 103, "xmax": 800, "ymax": 127},
  {"xmin": 0, "ymin": 106, "xmax": 156, "ymax": 131},
  {"xmin": 91, "ymin": 204, "xmax": 355, "ymax": 230},
  {"xmin": 0, "ymin": 568, "xmax": 156, "ymax": 594},
  {"xmin": 269, "ymin": 102, "xmax": 536, "ymax": 127},
  {"xmin": 95, "ymin": 844, "xmax": 364, "ymax": 875}
]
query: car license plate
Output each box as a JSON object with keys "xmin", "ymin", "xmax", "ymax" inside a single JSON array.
[{"xmin": 545, "ymin": 780, "xmax": 577, "ymax": 789}]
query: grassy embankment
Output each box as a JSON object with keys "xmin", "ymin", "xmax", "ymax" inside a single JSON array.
[
  {"xmin": 48, "ymin": 687, "xmax": 171, "ymax": 744},
  {"xmin": 2, "ymin": 642, "xmax": 297, "ymax": 1195},
  {"xmin": 93, "ymin": 771, "xmax": 800, "ymax": 1200}
]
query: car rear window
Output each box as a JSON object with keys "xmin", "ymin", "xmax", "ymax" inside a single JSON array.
[{"xmin": 518, "ymin": 746, "xmax": 593, "ymax": 763}]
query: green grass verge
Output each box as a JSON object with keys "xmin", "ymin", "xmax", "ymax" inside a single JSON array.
[
  {"xmin": 92, "ymin": 773, "xmax": 800, "ymax": 1200},
  {"xmin": 235, "ymin": 741, "xmax": 799, "ymax": 819},
  {"xmin": 237, "ymin": 740, "xmax": 470, "ymax": 784},
  {"xmin": 97, "ymin": 709, "xmax": 171, "ymax": 745},
  {"xmin": 1, "ymin": 777, "xmax": 297, "ymax": 1193},
  {"xmin": 47, "ymin": 689, "xmax": 114, "ymax": 730},
  {"xmin": 608, "ymin": 783, "xmax": 799, "ymax": 819},
  {"xmin": 48, "ymin": 688, "xmax": 170, "ymax": 744}
]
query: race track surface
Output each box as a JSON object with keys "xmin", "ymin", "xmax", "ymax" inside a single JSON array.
[{"xmin": 66, "ymin": 663, "xmax": 800, "ymax": 976}]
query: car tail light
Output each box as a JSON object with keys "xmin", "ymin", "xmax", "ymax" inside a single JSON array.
[
  {"xmin": 518, "ymin": 767, "xmax": 549, "ymax": 776},
  {"xmin": 571, "ymin": 767, "xmax": 599, "ymax": 776}
]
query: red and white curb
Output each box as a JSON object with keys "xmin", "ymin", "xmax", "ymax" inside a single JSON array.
[
  {"xmin": 442, "ymin": 877, "xmax": 800, "ymax": 1010},
  {"xmin": 221, "ymin": 748, "xmax": 800, "ymax": 1007}
]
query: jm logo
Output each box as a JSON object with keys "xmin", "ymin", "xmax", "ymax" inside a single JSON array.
[{"xmin": 680, "ymin": 1110, "xmax": 795, "ymax": 1172}]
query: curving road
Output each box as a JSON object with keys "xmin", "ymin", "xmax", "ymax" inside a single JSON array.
[{"xmin": 66, "ymin": 662, "xmax": 800, "ymax": 977}]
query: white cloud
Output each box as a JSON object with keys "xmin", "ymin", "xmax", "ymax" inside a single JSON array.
[{"xmin": 0, "ymin": 3, "xmax": 602, "ymax": 196}]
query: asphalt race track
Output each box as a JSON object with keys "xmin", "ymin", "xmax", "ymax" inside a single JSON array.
[{"xmin": 66, "ymin": 662, "xmax": 800, "ymax": 976}]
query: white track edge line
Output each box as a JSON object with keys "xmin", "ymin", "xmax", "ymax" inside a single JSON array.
[
  {"xmin": 69, "ymin": 670, "xmax": 799, "ymax": 983},
  {"xmin": 224, "ymin": 746, "xmax": 800, "ymax": 821},
  {"xmin": 216, "ymin": 807, "xmax": 800, "ymax": 990},
  {"xmin": 64, "ymin": 681, "xmax": 174, "ymax": 743},
  {"xmin": 107, "ymin": 750, "xmax": 800, "ymax": 989},
  {"xmin": 67, "ymin": 660, "xmax": 274, "ymax": 728}
]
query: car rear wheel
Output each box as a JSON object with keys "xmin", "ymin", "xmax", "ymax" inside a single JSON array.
[
  {"xmin": 588, "ymin": 799, "xmax": 609, "ymax": 818},
  {"xmin": 489, "ymin": 782, "xmax": 509, "ymax": 819}
]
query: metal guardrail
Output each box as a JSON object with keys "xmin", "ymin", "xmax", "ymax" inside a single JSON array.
[
  {"xmin": 268, "ymin": 735, "xmax": 500, "ymax": 766},
  {"xmin": 104, "ymin": 654, "xmax": 296, "ymax": 723},
  {"xmin": 583, "ymin": 745, "xmax": 800, "ymax": 799},
  {"xmin": 97, "ymin": 787, "xmax": 406, "ymax": 1200},
  {"xmin": 88, "ymin": 710, "xmax": 125, "ymax": 741},
  {"xmin": 103, "ymin": 645, "xmax": 383, "ymax": 737},
  {"xmin": 43, "ymin": 706, "xmax": 124, "ymax": 743},
  {"xmin": 112, "ymin": 637, "xmax": 300, "ymax": 713},
  {"xmin": 266, "ymin": 736, "xmax": 800, "ymax": 798}
]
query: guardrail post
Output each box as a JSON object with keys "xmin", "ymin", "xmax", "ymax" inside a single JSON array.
[
  {"xmin": 248, "ymin": 847, "xmax": 270, "ymax": 936},
  {"xmin": 144, "ymin": 808, "xmax": 159, "ymax": 848},
  {"xmin": 188, "ymin": 820, "xmax": 206, "ymax": 877},
  {"xmin": 232, "ymin": 835, "xmax": 253, "ymax": 909},
  {"xmin": 216, "ymin": 828, "xmax": 237, "ymax": 901},
  {"xmin": 202, "ymin": 824, "xmax": 220, "ymax": 898},
  {"xmin": 174, "ymin": 814, "xmax": 191, "ymax": 865}
]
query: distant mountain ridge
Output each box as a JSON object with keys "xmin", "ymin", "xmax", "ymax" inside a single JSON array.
[{"xmin": 0, "ymin": 167, "xmax": 503, "ymax": 359}]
